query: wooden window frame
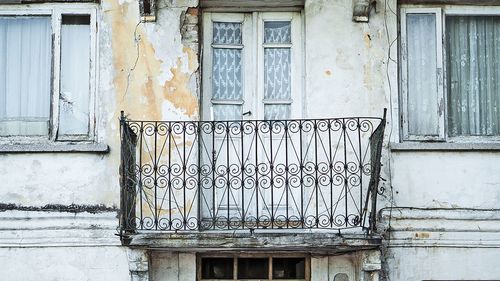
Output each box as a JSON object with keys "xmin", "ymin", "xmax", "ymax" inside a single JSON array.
[
  {"xmin": 399, "ymin": 5, "xmax": 500, "ymax": 143},
  {"xmin": 201, "ymin": 11, "xmax": 303, "ymax": 122},
  {"xmin": 0, "ymin": 3, "xmax": 98, "ymax": 144},
  {"xmin": 197, "ymin": 254, "xmax": 310, "ymax": 281}
]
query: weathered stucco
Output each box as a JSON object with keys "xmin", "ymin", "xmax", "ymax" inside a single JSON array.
[{"xmin": 0, "ymin": 0, "xmax": 499, "ymax": 280}]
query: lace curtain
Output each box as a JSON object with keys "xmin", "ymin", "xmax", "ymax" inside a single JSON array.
[
  {"xmin": 264, "ymin": 21, "xmax": 291, "ymax": 120},
  {"xmin": 212, "ymin": 22, "xmax": 242, "ymax": 120},
  {"xmin": 0, "ymin": 17, "xmax": 51, "ymax": 136}
]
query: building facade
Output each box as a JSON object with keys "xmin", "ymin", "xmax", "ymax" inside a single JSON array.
[{"xmin": 0, "ymin": 0, "xmax": 499, "ymax": 280}]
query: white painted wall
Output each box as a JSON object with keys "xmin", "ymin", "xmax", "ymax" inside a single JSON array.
[
  {"xmin": 0, "ymin": 246, "xmax": 130, "ymax": 281},
  {"xmin": 391, "ymin": 151, "xmax": 500, "ymax": 209},
  {"xmin": 0, "ymin": 0, "xmax": 499, "ymax": 280},
  {"xmin": 386, "ymin": 247, "xmax": 500, "ymax": 281}
]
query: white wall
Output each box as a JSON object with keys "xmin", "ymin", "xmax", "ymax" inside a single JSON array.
[
  {"xmin": 304, "ymin": 0, "xmax": 396, "ymax": 119},
  {"xmin": 0, "ymin": 247, "xmax": 130, "ymax": 281},
  {"xmin": 391, "ymin": 151, "xmax": 500, "ymax": 209},
  {"xmin": 0, "ymin": 0, "xmax": 499, "ymax": 281}
]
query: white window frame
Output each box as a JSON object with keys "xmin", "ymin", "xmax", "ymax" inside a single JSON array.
[
  {"xmin": 0, "ymin": 3, "xmax": 98, "ymax": 144},
  {"xmin": 201, "ymin": 11, "xmax": 303, "ymax": 121},
  {"xmin": 399, "ymin": 5, "xmax": 500, "ymax": 143}
]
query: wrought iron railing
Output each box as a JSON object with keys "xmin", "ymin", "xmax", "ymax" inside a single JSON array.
[{"xmin": 119, "ymin": 110, "xmax": 386, "ymax": 234}]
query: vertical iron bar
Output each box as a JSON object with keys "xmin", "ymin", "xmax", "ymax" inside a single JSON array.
[
  {"xmin": 139, "ymin": 122, "xmax": 144, "ymax": 229},
  {"xmin": 314, "ymin": 120, "xmax": 319, "ymax": 228},
  {"xmin": 168, "ymin": 122, "xmax": 172, "ymax": 230},
  {"xmin": 226, "ymin": 121, "xmax": 230, "ymax": 229},
  {"xmin": 154, "ymin": 121, "xmax": 158, "ymax": 230},
  {"xmin": 119, "ymin": 112, "xmax": 127, "ymax": 233},
  {"xmin": 299, "ymin": 120, "xmax": 304, "ymax": 227},
  {"xmin": 328, "ymin": 119, "xmax": 333, "ymax": 228},
  {"xmin": 270, "ymin": 120, "xmax": 274, "ymax": 227},
  {"xmin": 183, "ymin": 121, "xmax": 187, "ymax": 230},
  {"xmin": 240, "ymin": 120, "xmax": 245, "ymax": 228},
  {"xmin": 357, "ymin": 118, "xmax": 363, "ymax": 223},
  {"xmin": 285, "ymin": 120, "xmax": 289, "ymax": 228},
  {"xmin": 343, "ymin": 119, "xmax": 348, "ymax": 227},
  {"xmin": 196, "ymin": 122, "xmax": 201, "ymax": 231},
  {"xmin": 212, "ymin": 121, "xmax": 216, "ymax": 230},
  {"xmin": 255, "ymin": 120, "xmax": 259, "ymax": 227}
]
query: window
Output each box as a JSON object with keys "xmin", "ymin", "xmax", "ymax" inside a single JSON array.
[
  {"xmin": 400, "ymin": 6, "xmax": 500, "ymax": 141},
  {"xmin": 199, "ymin": 256, "xmax": 308, "ymax": 281},
  {"xmin": 0, "ymin": 5, "xmax": 97, "ymax": 142},
  {"xmin": 202, "ymin": 12, "xmax": 303, "ymax": 121}
]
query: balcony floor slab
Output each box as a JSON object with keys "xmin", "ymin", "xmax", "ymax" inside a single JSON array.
[{"xmin": 124, "ymin": 231, "xmax": 382, "ymax": 254}]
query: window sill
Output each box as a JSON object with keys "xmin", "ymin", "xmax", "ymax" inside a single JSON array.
[
  {"xmin": 390, "ymin": 142, "xmax": 500, "ymax": 152},
  {"xmin": 0, "ymin": 142, "xmax": 109, "ymax": 153}
]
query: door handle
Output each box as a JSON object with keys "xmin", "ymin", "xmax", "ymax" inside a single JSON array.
[{"xmin": 242, "ymin": 111, "xmax": 252, "ymax": 116}]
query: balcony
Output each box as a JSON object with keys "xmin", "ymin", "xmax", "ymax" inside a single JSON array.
[{"xmin": 119, "ymin": 111, "xmax": 386, "ymax": 240}]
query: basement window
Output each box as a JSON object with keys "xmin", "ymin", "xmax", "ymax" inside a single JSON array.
[
  {"xmin": 199, "ymin": 256, "xmax": 307, "ymax": 281},
  {"xmin": 0, "ymin": 4, "xmax": 97, "ymax": 143}
]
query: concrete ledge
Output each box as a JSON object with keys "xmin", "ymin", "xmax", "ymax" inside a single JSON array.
[
  {"xmin": 126, "ymin": 231, "xmax": 382, "ymax": 254},
  {"xmin": 0, "ymin": 210, "xmax": 121, "ymax": 247},
  {"xmin": 379, "ymin": 208, "xmax": 500, "ymax": 248},
  {"xmin": 0, "ymin": 142, "xmax": 109, "ymax": 153},
  {"xmin": 390, "ymin": 142, "xmax": 500, "ymax": 151}
]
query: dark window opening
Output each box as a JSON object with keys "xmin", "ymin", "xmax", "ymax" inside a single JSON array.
[
  {"xmin": 237, "ymin": 258, "xmax": 269, "ymax": 279},
  {"xmin": 201, "ymin": 258, "xmax": 234, "ymax": 279},
  {"xmin": 272, "ymin": 258, "xmax": 305, "ymax": 279}
]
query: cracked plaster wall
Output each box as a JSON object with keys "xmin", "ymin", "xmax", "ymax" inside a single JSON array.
[
  {"xmin": 0, "ymin": 0, "xmax": 500, "ymax": 280},
  {"xmin": 0, "ymin": 0, "xmax": 200, "ymax": 208}
]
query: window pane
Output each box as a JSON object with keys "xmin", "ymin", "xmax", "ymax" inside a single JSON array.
[
  {"xmin": 212, "ymin": 48, "xmax": 242, "ymax": 101},
  {"xmin": 59, "ymin": 14, "xmax": 91, "ymax": 136},
  {"xmin": 213, "ymin": 22, "xmax": 242, "ymax": 45},
  {"xmin": 446, "ymin": 16, "xmax": 500, "ymax": 136},
  {"xmin": 264, "ymin": 48, "xmax": 291, "ymax": 101},
  {"xmin": 406, "ymin": 14, "xmax": 439, "ymax": 136},
  {"xmin": 0, "ymin": 16, "xmax": 51, "ymax": 136},
  {"xmin": 264, "ymin": 21, "xmax": 291, "ymax": 44},
  {"xmin": 272, "ymin": 258, "xmax": 305, "ymax": 279},
  {"xmin": 237, "ymin": 258, "xmax": 268, "ymax": 279},
  {"xmin": 264, "ymin": 104, "xmax": 290, "ymax": 120},
  {"xmin": 201, "ymin": 258, "xmax": 234, "ymax": 279},
  {"xmin": 213, "ymin": 104, "xmax": 241, "ymax": 121}
]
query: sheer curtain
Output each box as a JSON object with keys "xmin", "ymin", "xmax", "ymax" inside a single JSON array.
[
  {"xmin": 446, "ymin": 16, "xmax": 500, "ymax": 136},
  {"xmin": 0, "ymin": 16, "xmax": 51, "ymax": 136},
  {"xmin": 59, "ymin": 15, "xmax": 91, "ymax": 136},
  {"xmin": 406, "ymin": 14, "xmax": 439, "ymax": 136}
]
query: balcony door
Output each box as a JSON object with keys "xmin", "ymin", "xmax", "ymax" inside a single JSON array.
[{"xmin": 200, "ymin": 12, "xmax": 303, "ymax": 229}]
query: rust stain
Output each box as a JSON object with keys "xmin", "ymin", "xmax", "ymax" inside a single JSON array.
[
  {"xmin": 325, "ymin": 70, "xmax": 332, "ymax": 76},
  {"xmin": 107, "ymin": 0, "xmax": 162, "ymax": 121},
  {"xmin": 184, "ymin": 46, "xmax": 199, "ymax": 73},
  {"xmin": 163, "ymin": 57, "xmax": 199, "ymax": 118},
  {"xmin": 364, "ymin": 33, "xmax": 372, "ymax": 49},
  {"xmin": 108, "ymin": 0, "xmax": 199, "ymax": 122},
  {"xmin": 363, "ymin": 64, "xmax": 373, "ymax": 91}
]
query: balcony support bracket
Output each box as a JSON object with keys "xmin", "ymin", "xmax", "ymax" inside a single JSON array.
[{"xmin": 127, "ymin": 248, "xmax": 150, "ymax": 281}]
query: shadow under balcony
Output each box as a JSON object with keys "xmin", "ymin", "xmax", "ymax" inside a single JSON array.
[{"xmin": 119, "ymin": 111, "xmax": 386, "ymax": 252}]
